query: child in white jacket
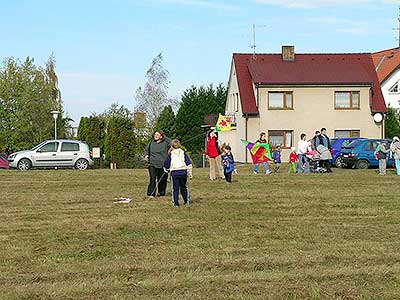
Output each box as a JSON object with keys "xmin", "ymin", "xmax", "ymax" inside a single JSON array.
[{"xmin": 164, "ymin": 139, "xmax": 193, "ymax": 208}]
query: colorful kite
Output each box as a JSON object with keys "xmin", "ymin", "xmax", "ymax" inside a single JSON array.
[
  {"xmin": 241, "ymin": 139, "xmax": 273, "ymax": 164},
  {"xmin": 215, "ymin": 114, "xmax": 232, "ymax": 132}
]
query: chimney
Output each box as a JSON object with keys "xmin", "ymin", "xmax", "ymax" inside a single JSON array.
[{"xmin": 282, "ymin": 45, "xmax": 295, "ymax": 62}]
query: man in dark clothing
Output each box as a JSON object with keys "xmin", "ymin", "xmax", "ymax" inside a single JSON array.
[
  {"xmin": 320, "ymin": 127, "xmax": 331, "ymax": 150},
  {"xmin": 145, "ymin": 130, "xmax": 171, "ymax": 198}
]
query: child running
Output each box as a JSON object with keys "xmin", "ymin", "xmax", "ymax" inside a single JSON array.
[
  {"xmin": 288, "ymin": 147, "xmax": 298, "ymax": 174},
  {"xmin": 164, "ymin": 139, "xmax": 193, "ymax": 208},
  {"xmin": 221, "ymin": 145, "xmax": 234, "ymax": 183}
]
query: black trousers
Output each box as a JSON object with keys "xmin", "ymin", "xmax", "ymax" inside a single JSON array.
[
  {"xmin": 147, "ymin": 166, "xmax": 168, "ymax": 196},
  {"xmin": 224, "ymin": 171, "xmax": 232, "ymax": 183}
]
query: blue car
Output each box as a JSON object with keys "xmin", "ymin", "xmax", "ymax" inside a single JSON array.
[
  {"xmin": 330, "ymin": 137, "xmax": 366, "ymax": 167},
  {"xmin": 340, "ymin": 139, "xmax": 394, "ymax": 169}
]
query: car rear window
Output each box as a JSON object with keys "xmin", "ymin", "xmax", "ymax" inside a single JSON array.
[
  {"xmin": 61, "ymin": 142, "xmax": 80, "ymax": 152},
  {"xmin": 341, "ymin": 139, "xmax": 353, "ymax": 147},
  {"xmin": 345, "ymin": 140, "xmax": 360, "ymax": 148}
]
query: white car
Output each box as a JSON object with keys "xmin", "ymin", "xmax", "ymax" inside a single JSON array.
[{"xmin": 8, "ymin": 140, "xmax": 94, "ymax": 170}]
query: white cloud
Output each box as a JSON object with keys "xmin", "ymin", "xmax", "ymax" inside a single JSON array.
[
  {"xmin": 255, "ymin": 0, "xmax": 395, "ymax": 8},
  {"xmin": 157, "ymin": 0, "xmax": 238, "ymax": 10}
]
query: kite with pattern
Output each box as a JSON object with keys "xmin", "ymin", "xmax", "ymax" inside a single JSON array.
[
  {"xmin": 241, "ymin": 139, "xmax": 273, "ymax": 164},
  {"xmin": 215, "ymin": 114, "xmax": 232, "ymax": 132}
]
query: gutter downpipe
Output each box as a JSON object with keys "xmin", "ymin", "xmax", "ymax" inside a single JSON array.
[{"xmin": 245, "ymin": 113, "xmax": 249, "ymax": 164}]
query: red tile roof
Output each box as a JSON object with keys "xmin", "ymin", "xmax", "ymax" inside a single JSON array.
[
  {"xmin": 233, "ymin": 53, "xmax": 387, "ymax": 114},
  {"xmin": 372, "ymin": 47, "xmax": 400, "ymax": 83}
]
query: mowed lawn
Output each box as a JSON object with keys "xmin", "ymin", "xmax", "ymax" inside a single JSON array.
[{"xmin": 1, "ymin": 166, "xmax": 400, "ymax": 300}]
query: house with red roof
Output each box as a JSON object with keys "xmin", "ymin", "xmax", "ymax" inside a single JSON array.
[
  {"xmin": 372, "ymin": 47, "xmax": 400, "ymax": 109},
  {"xmin": 220, "ymin": 46, "xmax": 387, "ymax": 163}
]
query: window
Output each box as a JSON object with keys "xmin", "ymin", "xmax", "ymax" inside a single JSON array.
[
  {"xmin": 61, "ymin": 142, "xmax": 80, "ymax": 152},
  {"xmin": 334, "ymin": 130, "xmax": 360, "ymax": 138},
  {"xmin": 268, "ymin": 92, "xmax": 293, "ymax": 110},
  {"xmin": 389, "ymin": 81, "xmax": 399, "ymax": 94},
  {"xmin": 235, "ymin": 93, "xmax": 239, "ymax": 112},
  {"xmin": 334, "ymin": 91, "xmax": 360, "ymax": 109},
  {"xmin": 268, "ymin": 130, "xmax": 293, "ymax": 148},
  {"xmin": 365, "ymin": 141, "xmax": 379, "ymax": 151},
  {"xmin": 39, "ymin": 142, "xmax": 59, "ymax": 153}
]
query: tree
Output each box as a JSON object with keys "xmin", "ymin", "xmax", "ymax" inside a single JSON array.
[
  {"xmin": 104, "ymin": 116, "xmax": 136, "ymax": 168},
  {"xmin": 385, "ymin": 107, "xmax": 400, "ymax": 139},
  {"xmin": 154, "ymin": 105, "xmax": 176, "ymax": 138},
  {"xmin": 134, "ymin": 53, "xmax": 171, "ymax": 127},
  {"xmin": 0, "ymin": 55, "xmax": 68, "ymax": 154},
  {"xmin": 175, "ymin": 83, "xmax": 227, "ymax": 153}
]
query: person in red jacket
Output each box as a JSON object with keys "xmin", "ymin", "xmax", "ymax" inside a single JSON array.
[
  {"xmin": 288, "ymin": 147, "xmax": 298, "ymax": 174},
  {"xmin": 205, "ymin": 130, "xmax": 224, "ymax": 180}
]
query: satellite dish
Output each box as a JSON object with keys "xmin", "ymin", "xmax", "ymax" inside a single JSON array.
[{"xmin": 373, "ymin": 113, "xmax": 383, "ymax": 123}]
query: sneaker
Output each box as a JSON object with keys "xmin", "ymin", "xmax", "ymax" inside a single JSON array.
[
  {"xmin": 253, "ymin": 171, "xmax": 258, "ymax": 175},
  {"xmin": 184, "ymin": 202, "xmax": 190, "ymax": 207},
  {"xmin": 148, "ymin": 195, "xmax": 155, "ymax": 199},
  {"xmin": 173, "ymin": 205, "xmax": 179, "ymax": 208},
  {"xmin": 266, "ymin": 171, "xmax": 272, "ymax": 175}
]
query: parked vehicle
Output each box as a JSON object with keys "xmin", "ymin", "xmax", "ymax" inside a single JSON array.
[
  {"xmin": 330, "ymin": 137, "xmax": 366, "ymax": 167},
  {"xmin": 340, "ymin": 139, "xmax": 394, "ymax": 169},
  {"xmin": 0, "ymin": 154, "xmax": 9, "ymax": 169},
  {"xmin": 8, "ymin": 140, "xmax": 94, "ymax": 170}
]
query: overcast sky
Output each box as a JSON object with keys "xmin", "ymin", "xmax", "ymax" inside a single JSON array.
[{"xmin": 1, "ymin": 0, "xmax": 399, "ymax": 125}]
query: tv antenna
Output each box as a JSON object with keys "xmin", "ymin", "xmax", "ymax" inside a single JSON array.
[
  {"xmin": 251, "ymin": 24, "xmax": 267, "ymax": 59},
  {"xmin": 393, "ymin": 6, "xmax": 400, "ymax": 48}
]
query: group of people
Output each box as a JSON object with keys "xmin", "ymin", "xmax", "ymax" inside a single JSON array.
[
  {"xmin": 144, "ymin": 128, "xmax": 400, "ymax": 208},
  {"xmin": 249, "ymin": 129, "xmax": 333, "ymax": 175},
  {"xmin": 376, "ymin": 136, "xmax": 400, "ymax": 176},
  {"xmin": 144, "ymin": 129, "xmax": 234, "ymax": 208}
]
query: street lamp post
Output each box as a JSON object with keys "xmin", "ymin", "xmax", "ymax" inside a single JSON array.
[{"xmin": 51, "ymin": 110, "xmax": 60, "ymax": 140}]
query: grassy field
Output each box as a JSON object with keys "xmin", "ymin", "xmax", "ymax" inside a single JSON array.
[{"xmin": 1, "ymin": 166, "xmax": 400, "ymax": 300}]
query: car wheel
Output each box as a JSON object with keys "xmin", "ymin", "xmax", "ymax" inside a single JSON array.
[
  {"xmin": 356, "ymin": 159, "xmax": 369, "ymax": 170},
  {"xmin": 17, "ymin": 158, "xmax": 32, "ymax": 171},
  {"xmin": 75, "ymin": 158, "xmax": 88, "ymax": 170},
  {"xmin": 334, "ymin": 156, "xmax": 345, "ymax": 168}
]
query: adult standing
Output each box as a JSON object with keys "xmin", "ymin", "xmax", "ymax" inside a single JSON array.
[
  {"xmin": 145, "ymin": 130, "xmax": 171, "ymax": 198},
  {"xmin": 376, "ymin": 142, "xmax": 389, "ymax": 176},
  {"xmin": 390, "ymin": 136, "xmax": 400, "ymax": 176},
  {"xmin": 317, "ymin": 128, "xmax": 332, "ymax": 173},
  {"xmin": 297, "ymin": 133, "xmax": 310, "ymax": 173},
  {"xmin": 253, "ymin": 132, "xmax": 272, "ymax": 175},
  {"xmin": 205, "ymin": 130, "xmax": 224, "ymax": 180}
]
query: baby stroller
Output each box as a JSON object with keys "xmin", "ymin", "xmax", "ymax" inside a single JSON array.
[{"xmin": 306, "ymin": 150, "xmax": 326, "ymax": 173}]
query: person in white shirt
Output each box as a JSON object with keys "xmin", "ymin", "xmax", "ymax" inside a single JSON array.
[{"xmin": 297, "ymin": 133, "xmax": 310, "ymax": 173}]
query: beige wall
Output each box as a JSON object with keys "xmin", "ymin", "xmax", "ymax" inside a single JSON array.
[{"xmin": 222, "ymin": 76, "xmax": 384, "ymax": 162}]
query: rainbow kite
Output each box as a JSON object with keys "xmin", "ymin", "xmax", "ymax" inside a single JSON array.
[
  {"xmin": 241, "ymin": 139, "xmax": 273, "ymax": 164},
  {"xmin": 215, "ymin": 114, "xmax": 232, "ymax": 132}
]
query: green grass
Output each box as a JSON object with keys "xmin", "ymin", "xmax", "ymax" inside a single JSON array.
[{"xmin": 1, "ymin": 166, "xmax": 400, "ymax": 299}]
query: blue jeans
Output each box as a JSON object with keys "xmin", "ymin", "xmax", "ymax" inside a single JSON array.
[
  {"xmin": 253, "ymin": 162, "xmax": 270, "ymax": 173},
  {"xmin": 396, "ymin": 159, "xmax": 400, "ymax": 175},
  {"xmin": 171, "ymin": 174, "xmax": 189, "ymax": 206},
  {"xmin": 297, "ymin": 154, "xmax": 310, "ymax": 173}
]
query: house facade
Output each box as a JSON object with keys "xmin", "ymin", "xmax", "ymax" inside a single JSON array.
[
  {"xmin": 220, "ymin": 46, "xmax": 387, "ymax": 162},
  {"xmin": 372, "ymin": 47, "xmax": 400, "ymax": 110}
]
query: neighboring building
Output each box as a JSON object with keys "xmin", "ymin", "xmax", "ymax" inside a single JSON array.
[
  {"xmin": 372, "ymin": 47, "xmax": 400, "ymax": 110},
  {"xmin": 220, "ymin": 46, "xmax": 387, "ymax": 162}
]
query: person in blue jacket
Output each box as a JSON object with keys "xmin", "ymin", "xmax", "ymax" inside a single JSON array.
[
  {"xmin": 272, "ymin": 145, "xmax": 282, "ymax": 173},
  {"xmin": 221, "ymin": 145, "xmax": 234, "ymax": 183}
]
